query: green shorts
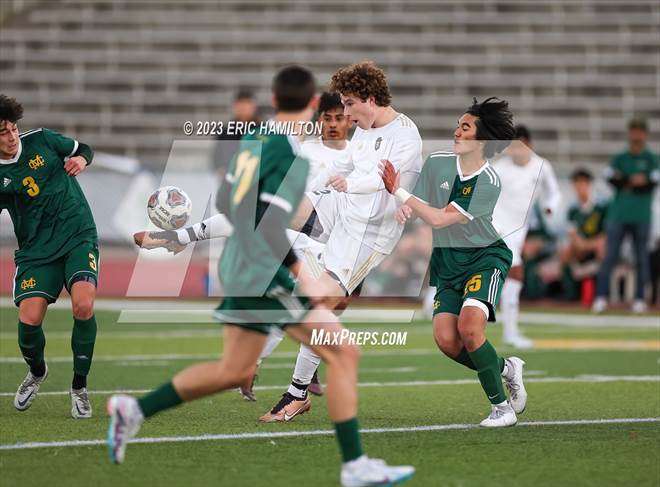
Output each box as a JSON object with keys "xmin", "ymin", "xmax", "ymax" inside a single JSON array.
[
  {"xmin": 214, "ymin": 287, "xmax": 312, "ymax": 335},
  {"xmin": 432, "ymin": 267, "xmax": 507, "ymax": 322},
  {"xmin": 13, "ymin": 241, "xmax": 99, "ymax": 306}
]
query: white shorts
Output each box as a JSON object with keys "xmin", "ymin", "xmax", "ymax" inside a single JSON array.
[
  {"xmin": 305, "ymin": 191, "xmax": 386, "ymax": 294},
  {"xmin": 502, "ymin": 226, "xmax": 528, "ymax": 267},
  {"xmin": 287, "ymin": 230, "xmax": 325, "ymax": 279}
]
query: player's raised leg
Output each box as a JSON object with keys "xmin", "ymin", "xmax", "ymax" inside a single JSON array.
[
  {"xmin": 285, "ymin": 308, "xmax": 415, "ymax": 487},
  {"xmin": 14, "ymin": 297, "xmax": 48, "ymax": 411},
  {"xmin": 107, "ymin": 325, "xmax": 267, "ymax": 464}
]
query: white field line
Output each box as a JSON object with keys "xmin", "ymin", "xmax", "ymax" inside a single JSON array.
[
  {"xmin": 0, "ymin": 349, "xmax": 437, "ymax": 364},
  {"xmin": 1, "ymin": 417, "xmax": 658, "ymax": 451},
  {"xmin": 0, "ymin": 375, "xmax": 657, "ymax": 397},
  {"xmin": 1, "ymin": 297, "xmax": 658, "ymax": 327}
]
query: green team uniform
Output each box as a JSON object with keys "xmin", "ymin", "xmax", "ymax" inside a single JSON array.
[
  {"xmin": 0, "ymin": 128, "xmax": 98, "ymax": 305},
  {"xmin": 606, "ymin": 148, "xmax": 659, "ymax": 225},
  {"xmin": 568, "ymin": 200, "xmax": 608, "ymax": 239},
  {"xmin": 214, "ymin": 134, "xmax": 310, "ymax": 334},
  {"xmin": 413, "ymin": 152, "xmax": 512, "ymax": 321}
]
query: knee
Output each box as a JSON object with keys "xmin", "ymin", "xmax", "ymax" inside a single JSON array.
[
  {"xmin": 19, "ymin": 302, "xmax": 46, "ymax": 325},
  {"xmin": 214, "ymin": 363, "xmax": 252, "ymax": 390},
  {"xmin": 433, "ymin": 331, "xmax": 461, "ymax": 357},
  {"xmin": 457, "ymin": 320, "xmax": 482, "ymax": 349},
  {"xmin": 335, "ymin": 342, "xmax": 360, "ymax": 368},
  {"xmin": 72, "ymin": 298, "xmax": 94, "ymax": 320}
]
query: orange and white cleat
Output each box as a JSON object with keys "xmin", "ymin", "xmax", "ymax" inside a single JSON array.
[{"xmin": 259, "ymin": 393, "xmax": 311, "ymax": 422}]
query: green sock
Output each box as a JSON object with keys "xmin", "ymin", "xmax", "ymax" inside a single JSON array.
[
  {"xmin": 334, "ymin": 417, "xmax": 363, "ymax": 463},
  {"xmin": 468, "ymin": 340, "xmax": 507, "ymax": 405},
  {"xmin": 452, "ymin": 347, "xmax": 477, "ymax": 370},
  {"xmin": 71, "ymin": 315, "xmax": 97, "ymax": 377},
  {"xmin": 138, "ymin": 382, "xmax": 183, "ymax": 418},
  {"xmin": 18, "ymin": 321, "xmax": 46, "ymax": 375}
]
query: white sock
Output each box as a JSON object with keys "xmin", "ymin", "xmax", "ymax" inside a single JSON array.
[
  {"xmin": 291, "ymin": 344, "xmax": 321, "ymax": 386},
  {"xmin": 500, "ymin": 278, "xmax": 523, "ymax": 339},
  {"xmin": 257, "ymin": 327, "xmax": 285, "ymax": 366}
]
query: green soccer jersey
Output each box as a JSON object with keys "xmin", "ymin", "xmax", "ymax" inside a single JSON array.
[
  {"xmin": 567, "ymin": 200, "xmax": 608, "ymax": 238},
  {"xmin": 0, "ymin": 128, "xmax": 97, "ymax": 266},
  {"xmin": 413, "ymin": 152, "xmax": 512, "ymax": 285},
  {"xmin": 219, "ymin": 133, "xmax": 309, "ymax": 296},
  {"xmin": 606, "ymin": 148, "xmax": 659, "ymax": 225}
]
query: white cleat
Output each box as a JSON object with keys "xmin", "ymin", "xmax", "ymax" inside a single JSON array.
[
  {"xmin": 631, "ymin": 300, "xmax": 647, "ymax": 314},
  {"xmin": 503, "ymin": 334, "xmax": 534, "ymax": 350},
  {"xmin": 14, "ymin": 364, "xmax": 48, "ymax": 411},
  {"xmin": 502, "ymin": 357, "xmax": 528, "ymax": 414},
  {"xmin": 591, "ymin": 297, "xmax": 607, "ymax": 314},
  {"xmin": 71, "ymin": 388, "xmax": 92, "ymax": 419},
  {"xmin": 107, "ymin": 395, "xmax": 144, "ymax": 464},
  {"xmin": 341, "ymin": 455, "xmax": 415, "ymax": 487},
  {"xmin": 480, "ymin": 403, "xmax": 517, "ymax": 428}
]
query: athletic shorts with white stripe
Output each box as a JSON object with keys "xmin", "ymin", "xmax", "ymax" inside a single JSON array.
[{"xmin": 431, "ymin": 267, "xmax": 507, "ymax": 322}]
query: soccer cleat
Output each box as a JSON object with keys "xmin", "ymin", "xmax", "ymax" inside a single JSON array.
[
  {"xmin": 503, "ymin": 334, "xmax": 534, "ymax": 350},
  {"xmin": 259, "ymin": 393, "xmax": 311, "ymax": 422},
  {"xmin": 479, "ymin": 403, "xmax": 517, "ymax": 428},
  {"xmin": 239, "ymin": 373, "xmax": 258, "ymax": 401},
  {"xmin": 502, "ymin": 357, "xmax": 528, "ymax": 414},
  {"xmin": 631, "ymin": 300, "xmax": 647, "ymax": 314},
  {"xmin": 308, "ymin": 370, "xmax": 324, "ymax": 396},
  {"xmin": 340, "ymin": 455, "xmax": 415, "ymax": 487},
  {"xmin": 107, "ymin": 394, "xmax": 144, "ymax": 464},
  {"xmin": 591, "ymin": 297, "xmax": 607, "ymax": 314},
  {"xmin": 14, "ymin": 364, "xmax": 48, "ymax": 411},
  {"xmin": 70, "ymin": 387, "xmax": 92, "ymax": 419}
]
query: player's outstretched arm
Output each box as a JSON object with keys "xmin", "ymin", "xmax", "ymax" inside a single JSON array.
[{"xmin": 379, "ymin": 160, "xmax": 467, "ymax": 229}]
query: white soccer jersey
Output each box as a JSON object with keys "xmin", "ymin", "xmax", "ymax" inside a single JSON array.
[
  {"xmin": 299, "ymin": 136, "xmax": 352, "ymax": 191},
  {"xmin": 324, "ymin": 113, "xmax": 423, "ymax": 255},
  {"xmin": 492, "ymin": 152, "xmax": 561, "ymax": 239}
]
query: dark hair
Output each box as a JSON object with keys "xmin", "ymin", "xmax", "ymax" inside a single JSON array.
[
  {"xmin": 515, "ymin": 124, "xmax": 531, "ymax": 141},
  {"xmin": 318, "ymin": 92, "xmax": 343, "ymax": 114},
  {"xmin": 330, "ymin": 61, "xmax": 392, "ymax": 107},
  {"xmin": 628, "ymin": 115, "xmax": 648, "ymax": 132},
  {"xmin": 0, "ymin": 95, "xmax": 24, "ymax": 124},
  {"xmin": 571, "ymin": 168, "xmax": 593, "ymax": 182},
  {"xmin": 465, "ymin": 97, "xmax": 515, "ymax": 158},
  {"xmin": 272, "ymin": 65, "xmax": 316, "ymax": 112},
  {"xmin": 234, "ymin": 88, "xmax": 255, "ymax": 101}
]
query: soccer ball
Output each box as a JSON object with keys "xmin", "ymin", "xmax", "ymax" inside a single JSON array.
[{"xmin": 146, "ymin": 186, "xmax": 192, "ymax": 230}]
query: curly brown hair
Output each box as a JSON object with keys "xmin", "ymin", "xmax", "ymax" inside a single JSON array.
[
  {"xmin": 0, "ymin": 95, "xmax": 24, "ymax": 124},
  {"xmin": 330, "ymin": 62, "xmax": 392, "ymax": 107}
]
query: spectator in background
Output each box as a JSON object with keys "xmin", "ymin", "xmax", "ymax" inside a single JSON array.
[
  {"xmin": 593, "ymin": 117, "xmax": 659, "ymax": 313},
  {"xmin": 213, "ymin": 88, "xmax": 260, "ymax": 176},
  {"xmin": 560, "ymin": 169, "xmax": 608, "ymax": 301}
]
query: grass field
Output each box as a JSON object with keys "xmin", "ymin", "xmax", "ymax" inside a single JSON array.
[{"xmin": 0, "ymin": 304, "xmax": 658, "ymax": 487}]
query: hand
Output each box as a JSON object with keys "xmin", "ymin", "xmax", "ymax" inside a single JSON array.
[
  {"xmin": 395, "ymin": 204, "xmax": 413, "ymax": 224},
  {"xmin": 133, "ymin": 231, "xmax": 187, "ymax": 254},
  {"xmin": 326, "ymin": 175, "xmax": 348, "ymax": 192},
  {"xmin": 63, "ymin": 156, "xmax": 88, "ymax": 176},
  {"xmin": 378, "ymin": 159, "xmax": 400, "ymax": 194}
]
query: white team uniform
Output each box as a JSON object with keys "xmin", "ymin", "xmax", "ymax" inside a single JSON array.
[
  {"xmin": 286, "ymin": 136, "xmax": 352, "ymax": 277},
  {"xmin": 492, "ymin": 152, "xmax": 561, "ymax": 267},
  {"xmin": 306, "ymin": 114, "xmax": 423, "ymax": 293}
]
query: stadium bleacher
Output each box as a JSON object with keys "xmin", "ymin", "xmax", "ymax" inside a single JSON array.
[{"xmin": 1, "ymin": 0, "xmax": 658, "ymax": 168}]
